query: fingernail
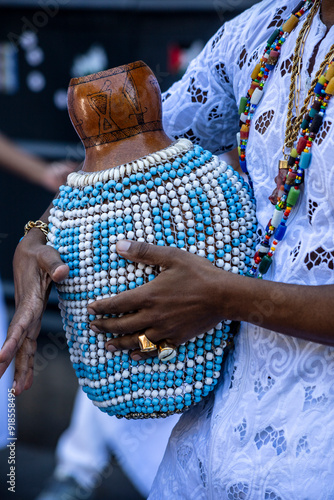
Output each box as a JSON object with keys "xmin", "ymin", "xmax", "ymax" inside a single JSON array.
[
  {"xmin": 12, "ymin": 380, "xmax": 16, "ymax": 390},
  {"xmin": 131, "ymin": 354, "xmax": 142, "ymax": 361},
  {"xmin": 116, "ymin": 240, "xmax": 131, "ymax": 252},
  {"xmin": 106, "ymin": 344, "xmax": 116, "ymax": 352},
  {"xmin": 91, "ymin": 325, "xmax": 102, "ymax": 333},
  {"xmin": 87, "ymin": 307, "xmax": 95, "ymax": 315}
]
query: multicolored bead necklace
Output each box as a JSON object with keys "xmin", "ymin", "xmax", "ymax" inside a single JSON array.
[{"xmin": 237, "ymin": 0, "xmax": 334, "ymax": 278}]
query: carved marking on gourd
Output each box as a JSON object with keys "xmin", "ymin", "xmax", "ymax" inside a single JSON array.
[
  {"xmin": 87, "ymin": 80, "xmax": 121, "ymax": 134},
  {"xmin": 122, "ymin": 70, "xmax": 147, "ymax": 125}
]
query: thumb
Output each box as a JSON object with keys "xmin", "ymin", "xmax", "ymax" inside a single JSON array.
[
  {"xmin": 116, "ymin": 240, "xmax": 179, "ymax": 268},
  {"xmin": 37, "ymin": 245, "xmax": 69, "ymax": 283}
]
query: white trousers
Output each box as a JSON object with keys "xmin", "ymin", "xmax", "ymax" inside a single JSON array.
[{"xmin": 55, "ymin": 388, "xmax": 179, "ymax": 497}]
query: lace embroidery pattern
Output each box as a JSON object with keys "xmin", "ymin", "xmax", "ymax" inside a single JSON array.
[
  {"xmin": 227, "ymin": 482, "xmax": 249, "ymax": 500},
  {"xmin": 267, "ymin": 6, "xmax": 287, "ymax": 29},
  {"xmin": 215, "ymin": 62, "xmax": 230, "ymax": 84},
  {"xmin": 254, "ymin": 376, "xmax": 276, "ymax": 400},
  {"xmin": 290, "ymin": 240, "xmax": 301, "ymax": 262},
  {"xmin": 296, "ymin": 435, "xmax": 311, "ymax": 457},
  {"xmin": 174, "ymin": 129, "xmax": 201, "ymax": 144},
  {"xmin": 254, "ymin": 109, "xmax": 275, "ymax": 134},
  {"xmin": 308, "ymin": 199, "xmax": 318, "ymax": 224},
  {"xmin": 254, "ymin": 425, "xmax": 287, "ymax": 455},
  {"xmin": 208, "ymin": 105, "xmax": 223, "ymax": 121},
  {"xmin": 314, "ymin": 119, "xmax": 332, "ymax": 145},
  {"xmin": 279, "ymin": 53, "xmax": 293, "ymax": 76},
  {"xmin": 264, "ymin": 490, "xmax": 283, "ymax": 500},
  {"xmin": 234, "ymin": 418, "xmax": 247, "ymax": 441},
  {"xmin": 187, "ymin": 77, "xmax": 208, "ymax": 104},
  {"xmin": 238, "ymin": 45, "xmax": 248, "ymax": 70},
  {"xmin": 212, "ymin": 26, "xmax": 225, "ymax": 51},
  {"xmin": 304, "ymin": 246, "xmax": 334, "ymax": 270},
  {"xmin": 303, "ymin": 386, "xmax": 328, "ymax": 411}
]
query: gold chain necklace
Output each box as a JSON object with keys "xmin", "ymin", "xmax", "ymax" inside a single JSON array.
[{"xmin": 282, "ymin": 0, "xmax": 334, "ymax": 156}]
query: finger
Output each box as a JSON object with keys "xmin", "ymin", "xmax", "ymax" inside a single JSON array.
[
  {"xmin": 14, "ymin": 337, "xmax": 37, "ymax": 394},
  {"xmin": 88, "ymin": 283, "xmax": 153, "ymax": 316},
  {"xmin": 105, "ymin": 332, "xmax": 142, "ymax": 352},
  {"xmin": 36, "ymin": 246, "xmax": 69, "ymax": 283},
  {"xmin": 0, "ymin": 303, "xmax": 41, "ymax": 378},
  {"xmin": 130, "ymin": 348, "xmax": 158, "ymax": 361},
  {"xmin": 116, "ymin": 239, "xmax": 183, "ymax": 269},
  {"xmin": 91, "ymin": 311, "xmax": 150, "ymax": 336}
]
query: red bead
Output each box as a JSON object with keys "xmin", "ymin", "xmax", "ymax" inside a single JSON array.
[{"xmin": 297, "ymin": 137, "xmax": 307, "ymax": 154}]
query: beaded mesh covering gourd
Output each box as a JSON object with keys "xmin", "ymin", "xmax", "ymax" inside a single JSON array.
[{"xmin": 48, "ymin": 138, "xmax": 256, "ymax": 418}]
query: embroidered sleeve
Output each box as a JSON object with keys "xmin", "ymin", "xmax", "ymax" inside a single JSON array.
[
  {"xmin": 161, "ymin": 25, "xmax": 239, "ymax": 155},
  {"xmin": 162, "ymin": 0, "xmax": 278, "ymax": 155}
]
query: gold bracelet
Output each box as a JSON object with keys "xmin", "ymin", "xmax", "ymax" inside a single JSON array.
[{"xmin": 24, "ymin": 220, "xmax": 49, "ymax": 238}]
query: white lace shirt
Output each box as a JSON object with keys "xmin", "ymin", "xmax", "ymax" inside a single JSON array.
[{"xmin": 149, "ymin": 1, "xmax": 334, "ymax": 498}]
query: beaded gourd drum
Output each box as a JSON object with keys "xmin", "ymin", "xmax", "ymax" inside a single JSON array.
[{"xmin": 47, "ymin": 62, "xmax": 257, "ymax": 418}]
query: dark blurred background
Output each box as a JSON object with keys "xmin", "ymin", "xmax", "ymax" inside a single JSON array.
[{"xmin": 0, "ymin": 1, "xmax": 258, "ymax": 499}]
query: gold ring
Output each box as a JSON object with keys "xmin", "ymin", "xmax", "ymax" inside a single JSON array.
[
  {"xmin": 138, "ymin": 334, "xmax": 157, "ymax": 353},
  {"xmin": 158, "ymin": 341, "xmax": 177, "ymax": 362}
]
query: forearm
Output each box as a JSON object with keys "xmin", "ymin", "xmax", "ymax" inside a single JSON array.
[
  {"xmin": 219, "ymin": 272, "xmax": 334, "ymax": 345},
  {"xmin": 0, "ymin": 134, "xmax": 49, "ymax": 185}
]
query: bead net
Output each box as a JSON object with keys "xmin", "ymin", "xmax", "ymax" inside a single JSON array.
[{"xmin": 47, "ymin": 139, "xmax": 257, "ymax": 418}]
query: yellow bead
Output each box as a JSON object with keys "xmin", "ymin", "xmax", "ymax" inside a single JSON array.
[
  {"xmin": 251, "ymin": 63, "xmax": 262, "ymax": 80},
  {"xmin": 326, "ymin": 77, "xmax": 334, "ymax": 95},
  {"xmin": 282, "ymin": 15, "xmax": 299, "ymax": 33},
  {"xmin": 325, "ymin": 64, "xmax": 334, "ymax": 82}
]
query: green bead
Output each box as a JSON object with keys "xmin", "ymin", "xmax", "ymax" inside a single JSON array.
[
  {"xmin": 258, "ymin": 255, "xmax": 272, "ymax": 275},
  {"xmin": 318, "ymin": 75, "xmax": 327, "ymax": 85},
  {"xmin": 290, "ymin": 148, "xmax": 298, "ymax": 158},
  {"xmin": 267, "ymin": 29, "xmax": 280, "ymax": 47},
  {"xmin": 301, "ymin": 118, "xmax": 310, "ymax": 130},
  {"xmin": 286, "ymin": 187, "xmax": 300, "ymax": 206},
  {"xmin": 309, "ymin": 107, "xmax": 318, "ymax": 118},
  {"xmin": 238, "ymin": 96, "xmax": 248, "ymax": 115}
]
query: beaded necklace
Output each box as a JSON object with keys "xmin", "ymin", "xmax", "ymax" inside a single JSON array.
[{"xmin": 237, "ymin": 0, "xmax": 334, "ymax": 278}]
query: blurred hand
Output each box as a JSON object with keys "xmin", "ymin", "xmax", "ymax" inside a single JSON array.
[
  {"xmin": 41, "ymin": 161, "xmax": 77, "ymax": 192},
  {"xmin": 89, "ymin": 240, "xmax": 230, "ymax": 361},
  {"xmin": 0, "ymin": 230, "xmax": 69, "ymax": 394}
]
